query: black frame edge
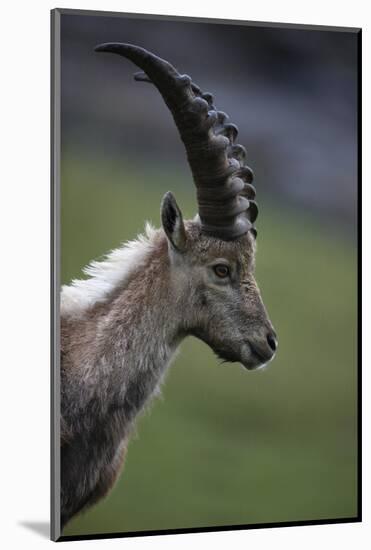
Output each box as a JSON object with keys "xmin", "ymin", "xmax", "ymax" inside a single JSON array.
[
  {"xmin": 58, "ymin": 517, "xmax": 361, "ymax": 542},
  {"xmin": 356, "ymin": 27, "xmax": 362, "ymax": 523}
]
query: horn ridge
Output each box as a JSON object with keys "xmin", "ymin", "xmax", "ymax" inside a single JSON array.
[{"xmin": 95, "ymin": 42, "xmax": 258, "ymax": 239}]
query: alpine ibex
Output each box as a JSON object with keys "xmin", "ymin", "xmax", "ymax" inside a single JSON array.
[{"xmin": 60, "ymin": 43, "xmax": 278, "ymax": 529}]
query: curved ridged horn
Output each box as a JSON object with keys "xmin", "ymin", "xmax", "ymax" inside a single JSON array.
[{"xmin": 94, "ymin": 42, "xmax": 258, "ymax": 240}]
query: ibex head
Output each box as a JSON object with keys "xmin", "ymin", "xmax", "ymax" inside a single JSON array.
[{"xmin": 95, "ymin": 43, "xmax": 277, "ymax": 370}]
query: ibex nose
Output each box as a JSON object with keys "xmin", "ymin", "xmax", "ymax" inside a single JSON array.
[
  {"xmin": 266, "ymin": 332, "xmax": 278, "ymax": 353},
  {"xmin": 248, "ymin": 329, "xmax": 277, "ymax": 364}
]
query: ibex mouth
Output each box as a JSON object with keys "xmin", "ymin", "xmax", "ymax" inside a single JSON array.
[
  {"xmin": 213, "ymin": 343, "xmax": 273, "ymax": 372},
  {"xmin": 240, "ymin": 342, "xmax": 275, "ymax": 371}
]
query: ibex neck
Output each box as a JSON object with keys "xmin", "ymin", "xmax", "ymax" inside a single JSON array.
[
  {"xmin": 61, "ymin": 230, "xmax": 186, "ymax": 444},
  {"xmin": 91, "ymin": 236, "xmax": 183, "ymax": 419}
]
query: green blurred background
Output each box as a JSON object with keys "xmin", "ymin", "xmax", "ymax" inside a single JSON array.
[{"xmin": 60, "ymin": 13, "xmax": 358, "ymax": 537}]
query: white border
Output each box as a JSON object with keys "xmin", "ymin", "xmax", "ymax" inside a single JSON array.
[{"xmin": 0, "ymin": 1, "xmax": 367, "ymax": 548}]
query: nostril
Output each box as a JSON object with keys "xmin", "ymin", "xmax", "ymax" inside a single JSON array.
[{"xmin": 267, "ymin": 333, "xmax": 277, "ymax": 353}]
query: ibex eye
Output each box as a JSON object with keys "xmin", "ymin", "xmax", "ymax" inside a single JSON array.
[{"xmin": 214, "ymin": 265, "xmax": 230, "ymax": 278}]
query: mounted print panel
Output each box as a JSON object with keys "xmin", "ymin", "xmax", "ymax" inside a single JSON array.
[{"xmin": 51, "ymin": 8, "xmax": 361, "ymax": 542}]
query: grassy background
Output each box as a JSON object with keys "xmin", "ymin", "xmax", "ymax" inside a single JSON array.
[{"xmin": 61, "ymin": 153, "xmax": 357, "ymax": 536}]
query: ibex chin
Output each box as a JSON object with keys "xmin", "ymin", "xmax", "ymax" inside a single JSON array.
[{"xmin": 60, "ymin": 43, "xmax": 278, "ymax": 529}]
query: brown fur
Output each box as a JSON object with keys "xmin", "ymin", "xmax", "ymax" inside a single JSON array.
[{"xmin": 60, "ymin": 218, "xmax": 276, "ymax": 529}]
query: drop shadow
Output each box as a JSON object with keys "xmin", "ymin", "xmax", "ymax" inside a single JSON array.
[{"xmin": 18, "ymin": 521, "xmax": 50, "ymax": 539}]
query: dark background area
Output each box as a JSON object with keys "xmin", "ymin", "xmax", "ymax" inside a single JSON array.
[
  {"xmin": 61, "ymin": 13, "xmax": 358, "ymax": 231},
  {"xmin": 60, "ymin": 12, "xmax": 358, "ymax": 537}
]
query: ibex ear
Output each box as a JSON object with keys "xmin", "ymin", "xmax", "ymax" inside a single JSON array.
[{"xmin": 161, "ymin": 192, "xmax": 187, "ymax": 252}]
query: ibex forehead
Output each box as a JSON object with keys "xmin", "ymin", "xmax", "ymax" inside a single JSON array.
[{"xmin": 184, "ymin": 220, "xmax": 256, "ymax": 266}]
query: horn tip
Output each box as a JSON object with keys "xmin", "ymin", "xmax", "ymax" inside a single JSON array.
[
  {"xmin": 94, "ymin": 43, "xmax": 112, "ymax": 53},
  {"xmin": 94, "ymin": 42, "xmax": 128, "ymax": 53}
]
